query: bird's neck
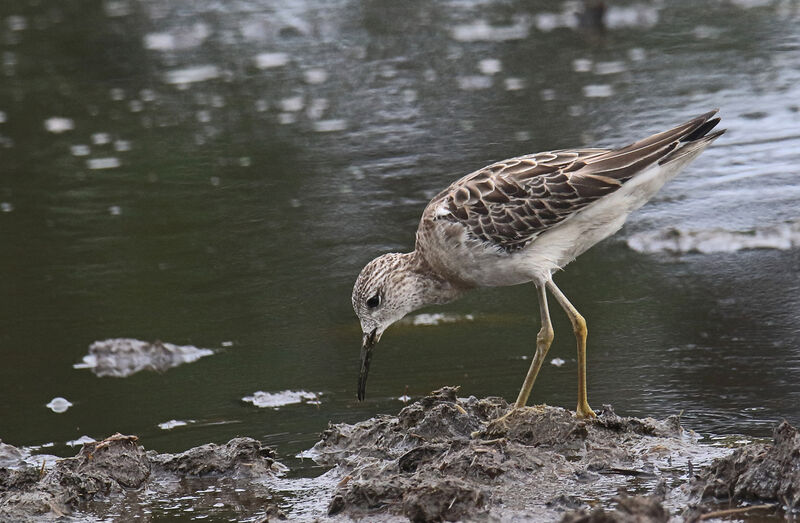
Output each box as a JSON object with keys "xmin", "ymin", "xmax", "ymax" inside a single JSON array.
[{"xmin": 402, "ymin": 251, "xmax": 466, "ymax": 307}]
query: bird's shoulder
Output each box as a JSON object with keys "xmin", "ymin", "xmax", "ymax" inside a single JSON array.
[{"xmin": 418, "ymin": 148, "xmax": 623, "ymax": 252}]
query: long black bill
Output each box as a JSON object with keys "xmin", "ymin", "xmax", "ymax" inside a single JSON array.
[{"xmin": 358, "ymin": 329, "xmax": 377, "ymax": 401}]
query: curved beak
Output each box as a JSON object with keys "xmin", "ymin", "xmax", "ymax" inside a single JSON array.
[{"xmin": 358, "ymin": 328, "xmax": 378, "ymax": 401}]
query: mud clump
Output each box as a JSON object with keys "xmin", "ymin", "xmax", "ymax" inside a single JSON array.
[
  {"xmin": 152, "ymin": 437, "xmax": 281, "ymax": 477},
  {"xmin": 0, "ymin": 433, "xmax": 285, "ymax": 521},
  {"xmin": 312, "ymin": 387, "xmax": 725, "ymax": 521},
  {"xmin": 693, "ymin": 420, "xmax": 800, "ymax": 507}
]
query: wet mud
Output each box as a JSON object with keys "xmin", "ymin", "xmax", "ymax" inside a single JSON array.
[
  {"xmin": 0, "ymin": 434, "xmax": 286, "ymax": 522},
  {"xmin": 2, "ymin": 388, "xmax": 799, "ymax": 521},
  {"xmin": 682, "ymin": 420, "xmax": 800, "ymax": 520},
  {"xmin": 313, "ymin": 388, "xmax": 796, "ymax": 521}
]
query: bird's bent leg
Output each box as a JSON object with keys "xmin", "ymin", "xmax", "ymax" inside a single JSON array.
[
  {"xmin": 514, "ymin": 283, "xmax": 554, "ymax": 408},
  {"xmin": 546, "ymin": 279, "xmax": 596, "ymax": 419}
]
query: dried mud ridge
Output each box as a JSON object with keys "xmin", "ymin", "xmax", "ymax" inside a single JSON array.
[{"xmin": 2, "ymin": 387, "xmax": 799, "ymax": 521}]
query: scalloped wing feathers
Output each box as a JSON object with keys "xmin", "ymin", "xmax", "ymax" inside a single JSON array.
[{"xmin": 420, "ymin": 111, "xmax": 722, "ymax": 253}]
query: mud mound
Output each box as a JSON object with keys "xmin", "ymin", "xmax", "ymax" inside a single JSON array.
[
  {"xmin": 694, "ymin": 420, "xmax": 800, "ymax": 506},
  {"xmin": 0, "ymin": 433, "xmax": 285, "ymax": 521},
  {"xmin": 312, "ymin": 387, "xmax": 725, "ymax": 521}
]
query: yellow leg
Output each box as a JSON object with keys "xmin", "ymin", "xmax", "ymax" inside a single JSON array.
[
  {"xmin": 546, "ymin": 279, "xmax": 596, "ymax": 419},
  {"xmin": 514, "ymin": 283, "xmax": 554, "ymax": 408}
]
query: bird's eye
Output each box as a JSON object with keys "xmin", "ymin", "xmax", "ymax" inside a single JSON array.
[{"xmin": 366, "ymin": 294, "xmax": 381, "ymax": 308}]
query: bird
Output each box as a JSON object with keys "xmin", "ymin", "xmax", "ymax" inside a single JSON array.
[{"xmin": 352, "ymin": 110, "xmax": 724, "ymax": 418}]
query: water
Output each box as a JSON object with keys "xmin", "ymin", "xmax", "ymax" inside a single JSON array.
[{"xmin": 1, "ymin": 0, "xmax": 799, "ymax": 508}]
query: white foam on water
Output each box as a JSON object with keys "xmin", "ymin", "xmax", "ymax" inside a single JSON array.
[
  {"xmin": 87, "ymin": 157, "xmax": 121, "ymax": 170},
  {"xmin": 280, "ymin": 96, "xmax": 304, "ymax": 112},
  {"xmin": 66, "ymin": 435, "xmax": 96, "ymax": 447},
  {"xmin": 478, "ymin": 58, "xmax": 502, "ymax": 75},
  {"xmin": 457, "ymin": 75, "xmax": 492, "ymax": 90},
  {"xmin": 7, "ymin": 15, "xmax": 27, "ymax": 31},
  {"xmin": 114, "ymin": 140, "xmax": 131, "ymax": 152},
  {"xmin": 92, "ymin": 132, "xmax": 111, "ymax": 145},
  {"xmin": 583, "ymin": 84, "xmax": 614, "ymax": 98},
  {"xmin": 158, "ymin": 419, "xmax": 195, "ymax": 430},
  {"xmin": 254, "ymin": 52, "xmax": 289, "ymax": 69},
  {"xmin": 605, "ymin": 4, "xmax": 660, "ymax": 29},
  {"xmin": 144, "ymin": 33, "xmax": 174, "ymax": 50},
  {"xmin": 303, "ymin": 68, "xmax": 328, "ymax": 84},
  {"xmin": 540, "ymin": 88, "xmax": 556, "ymax": 101},
  {"xmin": 73, "ymin": 338, "xmax": 215, "ymax": 378},
  {"xmin": 534, "ymin": 12, "xmax": 569, "ymax": 32},
  {"xmin": 104, "ymin": 0, "xmax": 131, "ymax": 17},
  {"xmin": 451, "ymin": 18, "xmax": 530, "ymax": 42},
  {"xmin": 0, "ymin": 110, "xmax": 7, "ymax": 123},
  {"xmin": 164, "ymin": 65, "xmax": 219, "ymax": 85},
  {"xmin": 242, "ymin": 390, "xmax": 321, "ymax": 409},
  {"xmin": 594, "ymin": 61, "xmax": 627, "ymax": 75},
  {"xmin": 110, "ymin": 87, "xmax": 125, "ymax": 101},
  {"xmin": 44, "ymin": 117, "xmax": 74, "ymax": 133},
  {"xmin": 550, "ymin": 358, "xmax": 566, "ymax": 367},
  {"xmin": 278, "ymin": 113, "xmax": 297, "ymax": 125},
  {"xmin": 573, "ymin": 58, "xmax": 593, "ymax": 73},
  {"xmin": 403, "ymin": 313, "xmax": 475, "ymax": 327},
  {"xmin": 0, "ymin": 202, "xmax": 12, "ymax": 213},
  {"xmin": 306, "ymin": 98, "xmax": 328, "ymax": 120},
  {"xmin": 504, "ymin": 78, "xmax": 525, "ymax": 91},
  {"xmin": 312, "ymin": 119, "xmax": 347, "ymax": 132},
  {"xmin": 693, "ymin": 25, "xmax": 724, "ymax": 39},
  {"xmin": 627, "ymin": 221, "xmax": 800, "ymax": 254},
  {"xmin": 46, "ymin": 397, "xmax": 73, "ymax": 413}
]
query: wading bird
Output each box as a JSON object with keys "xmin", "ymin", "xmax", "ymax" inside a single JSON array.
[{"xmin": 352, "ymin": 111, "xmax": 724, "ymax": 417}]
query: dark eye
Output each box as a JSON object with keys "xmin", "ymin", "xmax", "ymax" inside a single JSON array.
[{"xmin": 366, "ymin": 294, "xmax": 381, "ymax": 308}]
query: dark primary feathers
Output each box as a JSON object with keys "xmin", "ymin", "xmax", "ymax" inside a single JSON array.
[{"xmin": 422, "ymin": 110, "xmax": 724, "ymax": 252}]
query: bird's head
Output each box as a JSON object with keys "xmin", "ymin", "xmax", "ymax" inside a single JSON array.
[{"xmin": 352, "ymin": 252, "xmax": 434, "ymax": 401}]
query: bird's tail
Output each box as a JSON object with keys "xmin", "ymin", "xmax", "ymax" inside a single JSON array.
[{"xmin": 657, "ymin": 110, "xmax": 725, "ymax": 166}]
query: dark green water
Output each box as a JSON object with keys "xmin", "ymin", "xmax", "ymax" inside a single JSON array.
[{"xmin": 1, "ymin": 0, "xmax": 799, "ymax": 490}]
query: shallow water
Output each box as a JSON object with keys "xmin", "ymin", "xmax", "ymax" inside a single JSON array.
[{"xmin": 1, "ymin": 0, "xmax": 799, "ymax": 517}]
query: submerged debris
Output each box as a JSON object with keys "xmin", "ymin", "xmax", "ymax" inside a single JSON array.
[
  {"xmin": 310, "ymin": 387, "xmax": 728, "ymax": 521},
  {"xmin": 73, "ymin": 338, "xmax": 214, "ymax": 377},
  {"xmin": 0, "ymin": 433, "xmax": 285, "ymax": 521}
]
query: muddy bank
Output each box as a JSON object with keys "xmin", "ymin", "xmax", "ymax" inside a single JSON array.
[
  {"xmin": 0, "ymin": 434, "xmax": 286, "ymax": 522},
  {"xmin": 311, "ymin": 387, "xmax": 794, "ymax": 521},
  {"xmin": 2, "ymin": 388, "xmax": 799, "ymax": 521}
]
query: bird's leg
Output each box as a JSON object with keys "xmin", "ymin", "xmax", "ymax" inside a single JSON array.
[
  {"xmin": 546, "ymin": 280, "xmax": 597, "ymax": 419},
  {"xmin": 514, "ymin": 283, "xmax": 554, "ymax": 408},
  {"xmin": 479, "ymin": 284, "xmax": 553, "ymax": 436}
]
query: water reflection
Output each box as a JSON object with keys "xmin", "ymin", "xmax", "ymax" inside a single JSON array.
[{"xmin": 0, "ymin": 0, "xmax": 798, "ymax": 490}]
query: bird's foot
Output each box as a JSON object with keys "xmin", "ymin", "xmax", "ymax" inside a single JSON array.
[
  {"xmin": 472, "ymin": 407, "xmax": 520, "ymax": 439},
  {"xmin": 576, "ymin": 402, "xmax": 597, "ymax": 419}
]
